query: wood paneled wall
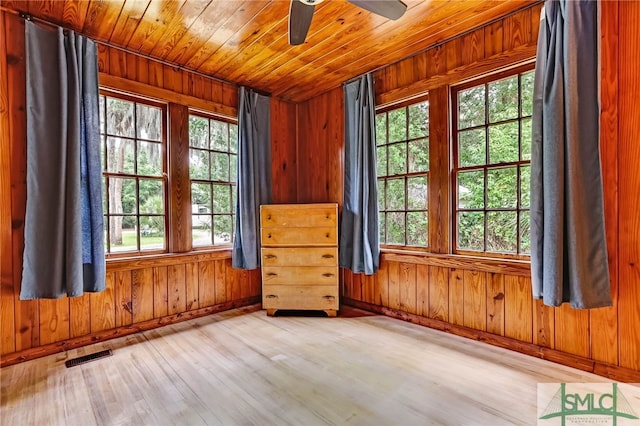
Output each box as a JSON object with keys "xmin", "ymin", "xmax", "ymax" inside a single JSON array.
[
  {"xmin": 285, "ymin": 1, "xmax": 640, "ymax": 380},
  {"xmin": 0, "ymin": 12, "xmax": 259, "ymax": 366}
]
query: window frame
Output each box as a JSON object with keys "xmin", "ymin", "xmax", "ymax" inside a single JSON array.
[
  {"xmin": 375, "ymin": 94, "xmax": 430, "ymax": 251},
  {"xmin": 100, "ymin": 89, "xmax": 169, "ymax": 257},
  {"xmin": 187, "ymin": 109, "xmax": 238, "ymax": 250},
  {"xmin": 451, "ymin": 63, "xmax": 534, "ymax": 260}
]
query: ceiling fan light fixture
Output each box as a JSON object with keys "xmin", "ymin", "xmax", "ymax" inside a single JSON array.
[{"xmin": 299, "ymin": 0, "xmax": 324, "ymax": 5}]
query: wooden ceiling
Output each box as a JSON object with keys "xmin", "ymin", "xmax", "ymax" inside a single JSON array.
[{"xmin": 3, "ymin": 0, "xmax": 536, "ymax": 102}]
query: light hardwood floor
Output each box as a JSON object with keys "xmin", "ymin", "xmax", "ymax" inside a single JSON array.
[{"xmin": 0, "ymin": 306, "xmax": 620, "ymax": 425}]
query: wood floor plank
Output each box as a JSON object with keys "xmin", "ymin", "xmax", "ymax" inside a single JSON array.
[{"xmin": 0, "ymin": 306, "xmax": 622, "ymax": 426}]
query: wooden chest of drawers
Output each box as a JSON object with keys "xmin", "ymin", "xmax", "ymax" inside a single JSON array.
[{"xmin": 260, "ymin": 203, "xmax": 339, "ymax": 317}]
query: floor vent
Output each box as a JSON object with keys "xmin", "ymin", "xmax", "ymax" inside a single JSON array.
[{"xmin": 65, "ymin": 349, "xmax": 112, "ymax": 368}]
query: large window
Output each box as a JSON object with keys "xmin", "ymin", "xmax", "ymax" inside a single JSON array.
[
  {"xmin": 452, "ymin": 67, "xmax": 533, "ymax": 256},
  {"xmin": 376, "ymin": 100, "xmax": 429, "ymax": 247},
  {"xmin": 100, "ymin": 94, "xmax": 166, "ymax": 253},
  {"xmin": 189, "ymin": 114, "xmax": 237, "ymax": 247}
]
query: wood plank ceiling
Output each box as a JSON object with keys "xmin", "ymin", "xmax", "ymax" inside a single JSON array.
[{"xmin": 3, "ymin": 0, "xmax": 536, "ymax": 102}]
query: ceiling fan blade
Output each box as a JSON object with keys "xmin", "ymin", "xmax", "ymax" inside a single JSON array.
[
  {"xmin": 348, "ymin": 0, "xmax": 407, "ymax": 20},
  {"xmin": 289, "ymin": 0, "xmax": 315, "ymax": 46}
]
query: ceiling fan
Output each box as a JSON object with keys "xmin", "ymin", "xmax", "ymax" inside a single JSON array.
[{"xmin": 289, "ymin": 0, "xmax": 408, "ymax": 45}]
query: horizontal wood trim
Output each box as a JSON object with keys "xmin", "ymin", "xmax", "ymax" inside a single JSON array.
[
  {"xmin": 99, "ymin": 73, "xmax": 237, "ymax": 117},
  {"xmin": 106, "ymin": 249, "xmax": 233, "ymax": 272},
  {"xmin": 343, "ymin": 298, "xmax": 640, "ymax": 383},
  {"xmin": 0, "ymin": 298, "xmax": 261, "ymax": 368},
  {"xmin": 376, "ymin": 43, "xmax": 537, "ymax": 109},
  {"xmin": 381, "ymin": 252, "xmax": 531, "ymax": 277}
]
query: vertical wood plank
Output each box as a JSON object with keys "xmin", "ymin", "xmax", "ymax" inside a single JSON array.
[
  {"xmin": 226, "ymin": 258, "xmax": 240, "ymax": 302},
  {"xmin": 484, "ymin": 20, "xmax": 504, "ymax": 57},
  {"xmin": 239, "ymin": 269, "xmax": 250, "ymax": 299},
  {"xmin": 343, "ymin": 269, "xmax": 353, "ymax": 300},
  {"xmin": 376, "ymin": 258, "xmax": 389, "ymax": 307},
  {"xmin": 399, "ymin": 263, "xmax": 417, "ymax": 314},
  {"xmin": 87, "ymin": 271, "xmax": 115, "ymax": 333},
  {"xmin": 504, "ymin": 275, "xmax": 533, "ymax": 343},
  {"xmin": 132, "ymin": 268, "xmax": 154, "ymax": 323},
  {"xmin": 153, "ymin": 266, "xmax": 168, "ymax": 319},
  {"xmin": 162, "ymin": 64, "xmax": 182, "ymax": 93},
  {"xmin": 136, "ymin": 55, "xmax": 149, "ymax": 85},
  {"xmin": 148, "ymin": 60, "xmax": 163, "ymax": 88},
  {"xmin": 114, "ymin": 270, "xmax": 132, "ymax": 327},
  {"xmin": 387, "ymin": 261, "xmax": 400, "ymax": 310},
  {"xmin": 416, "ymin": 264, "xmax": 429, "ymax": 317},
  {"xmin": 460, "ymin": 28, "xmax": 485, "ymax": 65},
  {"xmin": 428, "ymin": 86, "xmax": 450, "ymax": 254},
  {"xmin": 168, "ymin": 264, "xmax": 187, "ymax": 315},
  {"xmin": 449, "ymin": 268, "xmax": 464, "ymax": 326},
  {"xmin": 352, "ymin": 273, "xmax": 362, "ymax": 301},
  {"xmin": 185, "ymin": 262, "xmax": 199, "ymax": 311},
  {"xmin": 503, "ymin": 8, "xmax": 532, "ymax": 51},
  {"xmin": 533, "ymin": 299, "xmax": 555, "ymax": 349},
  {"xmin": 271, "ymin": 99, "xmax": 298, "ymax": 204},
  {"xmin": 554, "ymin": 305, "xmax": 590, "ymax": 358},
  {"xmin": 167, "ymin": 103, "xmax": 192, "ymax": 253},
  {"xmin": 97, "ymin": 43, "xmax": 109, "ymax": 74},
  {"xmin": 463, "ymin": 270, "xmax": 486, "ymax": 331},
  {"xmin": 486, "ymin": 273, "xmax": 505, "ymax": 336},
  {"xmin": 38, "ymin": 298, "xmax": 70, "ymax": 345},
  {"xmin": 445, "ymin": 37, "xmax": 462, "ymax": 72},
  {"xmin": 198, "ymin": 260, "xmax": 215, "ymax": 307},
  {"xmin": 69, "ymin": 294, "xmax": 91, "ymax": 338},
  {"xmin": 428, "ymin": 266, "xmax": 448, "ymax": 321},
  {"xmin": 108, "ymin": 47, "xmax": 127, "ymax": 79}
]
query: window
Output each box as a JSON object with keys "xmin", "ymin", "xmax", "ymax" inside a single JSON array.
[
  {"xmin": 452, "ymin": 67, "xmax": 534, "ymax": 256},
  {"xmin": 189, "ymin": 114, "xmax": 237, "ymax": 247},
  {"xmin": 99, "ymin": 94, "xmax": 166, "ymax": 253},
  {"xmin": 376, "ymin": 100, "xmax": 429, "ymax": 247}
]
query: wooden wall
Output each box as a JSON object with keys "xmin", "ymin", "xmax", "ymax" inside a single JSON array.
[
  {"xmin": 287, "ymin": 2, "xmax": 640, "ymax": 380},
  {"xmin": 0, "ymin": 12, "xmax": 260, "ymax": 365}
]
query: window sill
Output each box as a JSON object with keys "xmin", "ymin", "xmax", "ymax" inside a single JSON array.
[{"xmin": 106, "ymin": 248, "xmax": 233, "ymax": 272}]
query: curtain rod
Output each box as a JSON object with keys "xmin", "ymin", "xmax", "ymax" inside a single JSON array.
[{"xmin": 0, "ymin": 5, "xmax": 238, "ymax": 89}]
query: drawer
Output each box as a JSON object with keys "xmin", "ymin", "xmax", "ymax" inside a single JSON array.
[
  {"xmin": 261, "ymin": 227, "xmax": 337, "ymax": 246},
  {"xmin": 261, "ymin": 247, "xmax": 338, "ymax": 267},
  {"xmin": 261, "ymin": 204, "xmax": 337, "ymax": 228},
  {"xmin": 262, "ymin": 266, "xmax": 338, "ymax": 285},
  {"xmin": 262, "ymin": 285, "xmax": 339, "ymax": 310}
]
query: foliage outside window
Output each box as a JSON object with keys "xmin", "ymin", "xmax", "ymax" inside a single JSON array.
[
  {"xmin": 376, "ymin": 100, "xmax": 429, "ymax": 247},
  {"xmin": 189, "ymin": 114, "xmax": 237, "ymax": 247},
  {"xmin": 453, "ymin": 68, "xmax": 534, "ymax": 256},
  {"xmin": 99, "ymin": 94, "xmax": 166, "ymax": 253}
]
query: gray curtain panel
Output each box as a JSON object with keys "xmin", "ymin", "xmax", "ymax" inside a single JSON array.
[
  {"xmin": 232, "ymin": 87, "xmax": 272, "ymax": 270},
  {"xmin": 21, "ymin": 21, "xmax": 105, "ymax": 299},
  {"xmin": 531, "ymin": 0, "xmax": 611, "ymax": 308},
  {"xmin": 339, "ymin": 74, "xmax": 380, "ymax": 275}
]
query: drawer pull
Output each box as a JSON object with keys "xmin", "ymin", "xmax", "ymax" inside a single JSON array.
[
  {"xmin": 323, "ymin": 295, "xmax": 335, "ymax": 300},
  {"xmin": 325, "ymin": 233, "xmax": 330, "ymax": 238},
  {"xmin": 267, "ymin": 233, "xmax": 272, "ymax": 239},
  {"xmin": 322, "ymin": 273, "xmax": 334, "ymax": 278},
  {"xmin": 322, "ymin": 254, "xmax": 334, "ymax": 259},
  {"xmin": 267, "ymin": 214, "xmax": 272, "ymax": 220},
  {"xmin": 266, "ymin": 294, "xmax": 278, "ymax": 299},
  {"xmin": 266, "ymin": 272, "xmax": 278, "ymax": 277},
  {"xmin": 264, "ymin": 254, "xmax": 277, "ymax": 259}
]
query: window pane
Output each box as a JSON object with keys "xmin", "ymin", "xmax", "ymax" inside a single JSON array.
[
  {"xmin": 106, "ymin": 97, "xmax": 134, "ymax": 137},
  {"xmin": 487, "ymin": 211, "xmax": 517, "ymax": 253},
  {"xmin": 211, "ymin": 152, "xmax": 229, "ymax": 181},
  {"xmin": 521, "ymin": 118, "xmax": 532, "ymax": 161},
  {"xmin": 108, "ymin": 177, "xmax": 136, "ymax": 214},
  {"xmin": 487, "ymin": 167, "xmax": 517, "ymax": 209},
  {"xmin": 388, "ymin": 143, "xmax": 407, "ymax": 175},
  {"xmin": 407, "ymin": 176, "xmax": 427, "ymax": 210},
  {"xmin": 136, "ymin": 104, "xmax": 162, "ymax": 141},
  {"xmin": 192, "ymin": 224, "xmax": 212, "ymax": 247},
  {"xmin": 388, "ymin": 108, "xmax": 406, "ymax": 142},
  {"xmin": 229, "ymin": 153, "xmax": 237, "ymax": 182},
  {"xmin": 459, "ymin": 129, "xmax": 486, "ymax": 167},
  {"xmin": 106, "ymin": 137, "xmax": 134, "ymax": 173},
  {"xmin": 378, "ymin": 179, "xmax": 385, "ymax": 211},
  {"xmin": 229, "ymin": 124, "xmax": 238, "ymax": 153},
  {"xmin": 521, "ymin": 71, "xmax": 534, "ymax": 116},
  {"xmin": 379, "ymin": 213, "xmax": 386, "ymax": 243},
  {"xmin": 408, "ymin": 138, "xmax": 429, "ymax": 172},
  {"xmin": 189, "ymin": 116, "xmax": 209, "ymax": 148},
  {"xmin": 210, "ymin": 120, "xmax": 228, "ymax": 151},
  {"xmin": 520, "ymin": 165, "xmax": 530, "ymax": 208},
  {"xmin": 458, "ymin": 212, "xmax": 484, "ymax": 251},
  {"xmin": 488, "ymin": 122, "xmax": 519, "ymax": 164},
  {"xmin": 190, "ymin": 149, "xmax": 210, "ymax": 180},
  {"xmin": 408, "ymin": 102, "xmax": 429, "ymax": 139},
  {"xmin": 213, "ymin": 184, "xmax": 232, "ymax": 214},
  {"xmin": 386, "ymin": 212, "xmax": 405, "ymax": 245},
  {"xmin": 386, "ymin": 178, "xmax": 405, "ymax": 211},
  {"xmin": 191, "ymin": 182, "xmax": 212, "ymax": 210},
  {"xmin": 375, "ymin": 113, "xmax": 387, "ymax": 146},
  {"xmin": 140, "ymin": 217, "xmax": 165, "ymax": 251},
  {"xmin": 138, "ymin": 141, "xmax": 162, "ymax": 176},
  {"xmin": 407, "ymin": 211, "xmax": 427, "ymax": 246},
  {"xmin": 107, "ymin": 216, "xmax": 135, "ymax": 252},
  {"xmin": 139, "ymin": 180, "xmax": 164, "ymax": 214},
  {"xmin": 458, "ymin": 171, "xmax": 484, "ymax": 209},
  {"xmin": 520, "ymin": 211, "xmax": 531, "ymax": 254},
  {"xmin": 488, "ymin": 76, "xmax": 518, "ymax": 123},
  {"xmin": 458, "ymin": 85, "xmax": 485, "ymax": 129},
  {"xmin": 213, "ymin": 215, "xmax": 233, "ymax": 244},
  {"xmin": 377, "ymin": 146, "xmax": 387, "ymax": 177}
]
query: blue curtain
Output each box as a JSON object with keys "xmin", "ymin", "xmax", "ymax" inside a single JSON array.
[
  {"xmin": 21, "ymin": 21, "xmax": 105, "ymax": 299},
  {"xmin": 339, "ymin": 74, "xmax": 380, "ymax": 275},
  {"xmin": 232, "ymin": 87, "xmax": 272, "ymax": 270},
  {"xmin": 531, "ymin": 0, "xmax": 611, "ymax": 308}
]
